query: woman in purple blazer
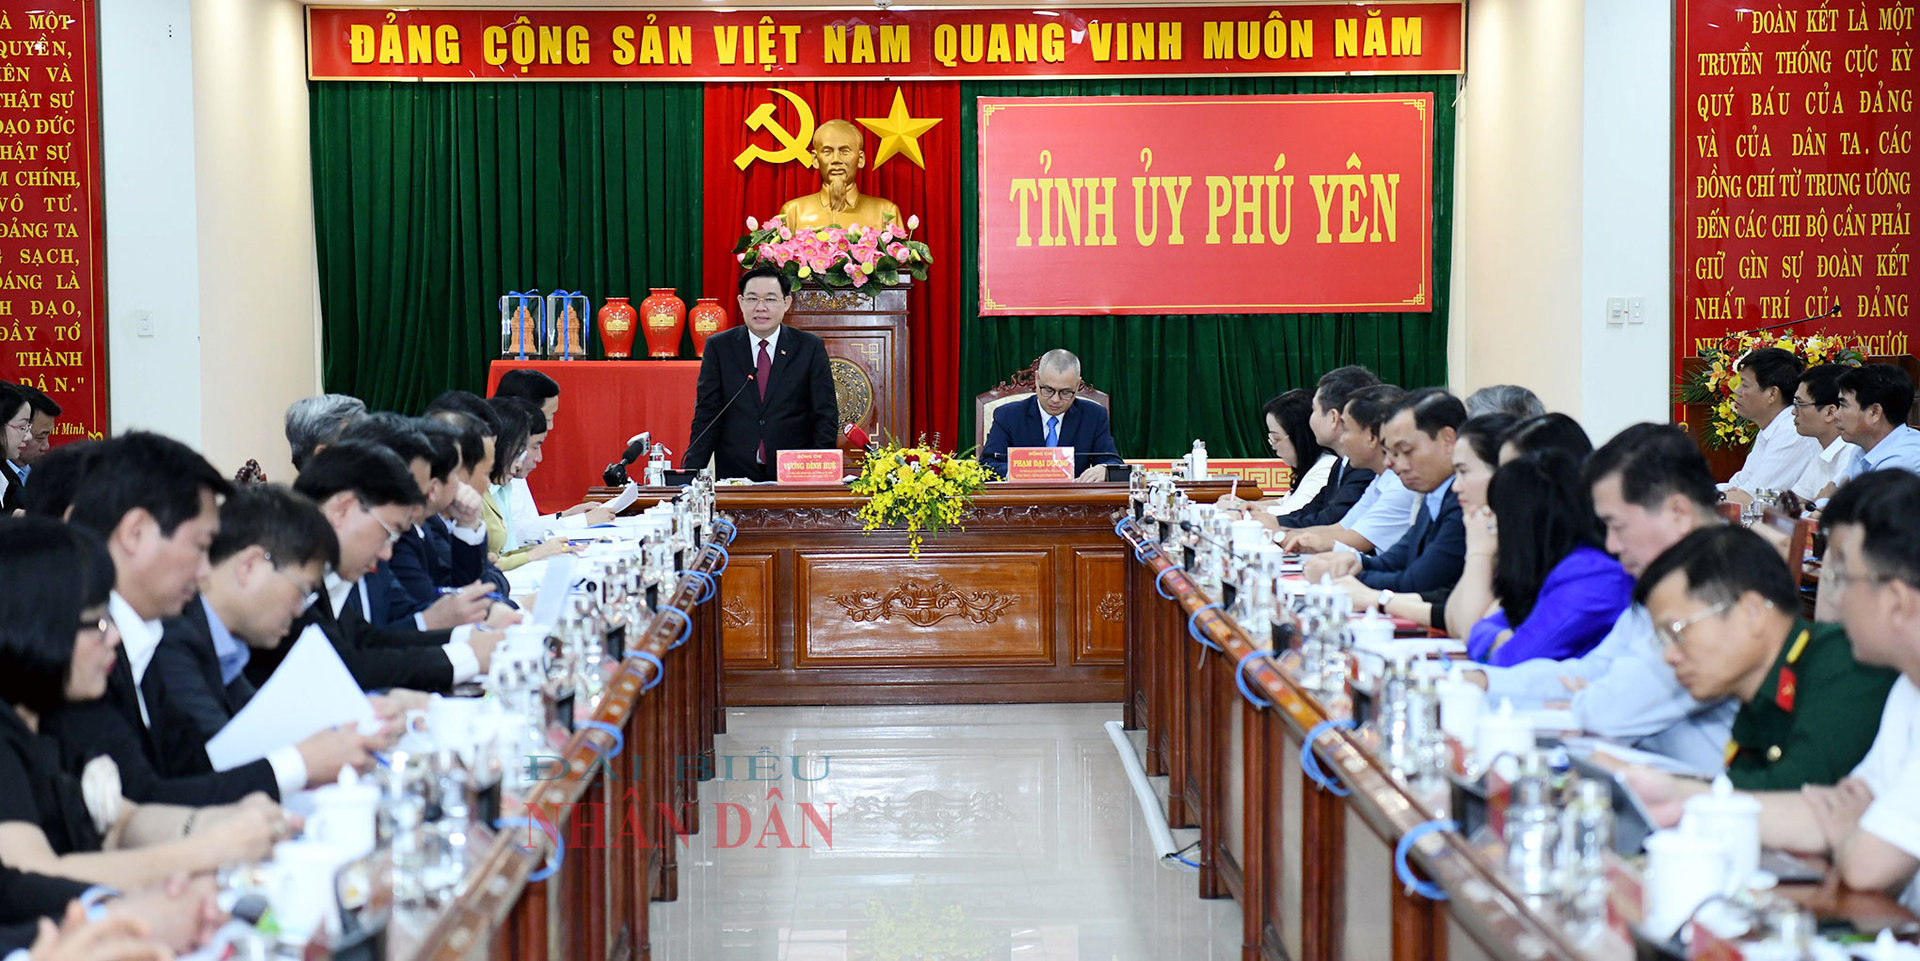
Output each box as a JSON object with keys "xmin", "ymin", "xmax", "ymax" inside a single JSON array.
[{"xmin": 1467, "ymin": 450, "xmax": 1634, "ymax": 666}]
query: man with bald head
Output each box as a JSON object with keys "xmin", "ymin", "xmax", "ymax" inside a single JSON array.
[
  {"xmin": 980, "ymin": 349, "xmax": 1124, "ymax": 483},
  {"xmin": 778, "ymin": 119, "xmax": 904, "ymax": 231}
]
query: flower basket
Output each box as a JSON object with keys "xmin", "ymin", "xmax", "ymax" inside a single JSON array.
[
  {"xmin": 733, "ymin": 214, "xmax": 932, "ymax": 300},
  {"xmin": 1674, "ymin": 329, "xmax": 1864, "ymax": 449},
  {"xmin": 850, "ymin": 441, "xmax": 992, "ymax": 558}
]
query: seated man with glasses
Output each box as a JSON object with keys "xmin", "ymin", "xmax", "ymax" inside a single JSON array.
[
  {"xmin": 1632, "ymin": 525, "xmax": 1894, "ymax": 792},
  {"xmin": 243, "ymin": 442, "xmax": 501, "ymax": 695},
  {"xmin": 980, "ymin": 348, "xmax": 1123, "ymax": 482},
  {"xmin": 145, "ymin": 484, "xmax": 386, "ymax": 794}
]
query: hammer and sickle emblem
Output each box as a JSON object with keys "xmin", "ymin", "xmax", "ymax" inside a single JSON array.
[{"xmin": 732, "ymin": 88, "xmax": 817, "ymax": 170}]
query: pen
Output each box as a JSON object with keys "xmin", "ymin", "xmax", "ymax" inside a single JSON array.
[{"xmin": 438, "ymin": 586, "xmax": 505, "ymax": 602}]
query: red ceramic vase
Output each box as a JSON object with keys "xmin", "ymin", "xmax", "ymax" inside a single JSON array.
[
  {"xmin": 640, "ymin": 288, "xmax": 686, "ymax": 359},
  {"xmin": 597, "ymin": 297, "xmax": 638, "ymax": 359},
  {"xmin": 688, "ymin": 297, "xmax": 729, "ymax": 358}
]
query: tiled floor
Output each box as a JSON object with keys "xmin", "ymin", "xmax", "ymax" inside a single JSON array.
[{"xmin": 649, "ymin": 704, "xmax": 1244, "ymax": 961}]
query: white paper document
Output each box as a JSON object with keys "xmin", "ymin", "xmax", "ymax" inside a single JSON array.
[
  {"xmin": 603, "ymin": 481, "xmax": 641, "ymax": 514},
  {"xmin": 531, "ymin": 554, "xmax": 578, "ymax": 628},
  {"xmin": 204, "ymin": 625, "xmax": 375, "ymax": 772}
]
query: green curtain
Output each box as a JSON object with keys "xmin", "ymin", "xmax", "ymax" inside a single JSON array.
[
  {"xmin": 958, "ymin": 75, "xmax": 1457, "ymax": 458},
  {"xmin": 310, "ymin": 82, "xmax": 705, "ymax": 413}
]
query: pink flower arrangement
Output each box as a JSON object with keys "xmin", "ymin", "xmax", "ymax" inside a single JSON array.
[{"xmin": 733, "ymin": 214, "xmax": 933, "ymax": 296}]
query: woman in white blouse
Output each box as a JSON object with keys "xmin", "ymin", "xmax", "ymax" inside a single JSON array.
[{"xmin": 1265, "ymin": 389, "xmax": 1336, "ymax": 515}]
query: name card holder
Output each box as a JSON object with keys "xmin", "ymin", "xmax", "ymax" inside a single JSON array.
[
  {"xmin": 776, "ymin": 449, "xmax": 845, "ymax": 484},
  {"xmin": 1008, "ymin": 446, "xmax": 1074, "ymax": 482}
]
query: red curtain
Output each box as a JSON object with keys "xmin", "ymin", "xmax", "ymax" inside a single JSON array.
[{"xmin": 701, "ymin": 82, "xmax": 963, "ymax": 447}]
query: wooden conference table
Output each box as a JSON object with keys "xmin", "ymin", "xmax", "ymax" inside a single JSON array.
[{"xmin": 592, "ymin": 480, "xmax": 1238, "ymax": 705}]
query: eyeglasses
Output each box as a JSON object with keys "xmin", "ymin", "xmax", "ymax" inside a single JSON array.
[
  {"xmin": 3, "ymin": 419, "xmax": 28, "ymax": 435},
  {"xmin": 1036, "ymin": 386, "xmax": 1079, "ymax": 401},
  {"xmin": 1653, "ymin": 601, "xmax": 1733, "ymax": 649},
  {"xmin": 260, "ymin": 551, "xmax": 322, "ymax": 596},
  {"xmin": 77, "ymin": 616, "xmax": 110, "ymax": 635},
  {"xmin": 359, "ymin": 500, "xmax": 404, "ymax": 546},
  {"xmin": 1789, "ymin": 400, "xmax": 1830, "ymax": 410},
  {"xmin": 1825, "ymin": 558, "xmax": 1897, "ymax": 594},
  {"xmin": 739, "ymin": 295, "xmax": 787, "ymax": 307}
]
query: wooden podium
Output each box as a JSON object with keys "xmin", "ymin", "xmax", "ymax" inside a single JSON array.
[{"xmin": 785, "ymin": 283, "xmax": 910, "ymax": 445}]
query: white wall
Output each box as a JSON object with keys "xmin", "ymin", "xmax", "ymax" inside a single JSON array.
[
  {"xmin": 1450, "ymin": 0, "xmax": 1676, "ymax": 443},
  {"xmin": 191, "ymin": 0, "xmax": 318, "ymax": 481},
  {"xmin": 1454, "ymin": 0, "xmax": 1587, "ymax": 417},
  {"xmin": 1578, "ymin": 0, "xmax": 1673, "ymax": 442},
  {"xmin": 97, "ymin": 0, "xmax": 319, "ymax": 475},
  {"xmin": 100, "ymin": 0, "xmax": 203, "ymax": 447}
]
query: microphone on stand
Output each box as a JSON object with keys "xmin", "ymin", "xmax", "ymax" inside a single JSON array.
[
  {"xmin": 1179, "ymin": 519, "xmax": 1256, "ymax": 562},
  {"xmin": 840, "ymin": 423, "xmax": 876, "ymax": 452},
  {"xmin": 1725, "ymin": 303, "xmax": 1842, "ymax": 339},
  {"xmin": 602, "ymin": 432, "xmax": 652, "ymax": 486},
  {"xmin": 682, "ymin": 374, "xmax": 756, "ymax": 470}
]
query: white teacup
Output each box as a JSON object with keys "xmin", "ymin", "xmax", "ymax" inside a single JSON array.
[
  {"xmin": 1680, "ymin": 776, "xmax": 1762, "ymax": 893},
  {"xmin": 306, "ymin": 774, "xmax": 380, "ymax": 858},
  {"xmin": 1642, "ymin": 828, "xmax": 1732, "ymax": 941},
  {"xmin": 267, "ymin": 839, "xmax": 356, "ymax": 942}
]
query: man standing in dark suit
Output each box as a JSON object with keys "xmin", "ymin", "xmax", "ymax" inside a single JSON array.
[
  {"xmin": 146, "ymin": 485, "xmax": 379, "ymax": 787},
  {"xmin": 683, "ymin": 265, "xmax": 840, "ymax": 481},
  {"xmin": 1306, "ymin": 388, "xmax": 1468, "ymax": 594},
  {"xmin": 979, "ymin": 349, "xmax": 1124, "ymax": 481}
]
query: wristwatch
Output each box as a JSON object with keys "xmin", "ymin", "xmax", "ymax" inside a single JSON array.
[{"xmin": 1376, "ymin": 590, "xmax": 1395, "ymax": 613}]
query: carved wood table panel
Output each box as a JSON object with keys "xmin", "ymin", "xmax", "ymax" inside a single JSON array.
[{"xmin": 710, "ymin": 482, "xmax": 1233, "ymax": 705}]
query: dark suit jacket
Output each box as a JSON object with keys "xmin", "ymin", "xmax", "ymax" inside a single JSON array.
[
  {"xmin": 44, "ymin": 646, "xmax": 281, "ymax": 805},
  {"xmin": 245, "ymin": 585, "xmax": 457, "ymax": 694},
  {"xmin": 0, "ymin": 461, "xmax": 22, "ymax": 514},
  {"xmin": 1274, "ymin": 457, "xmax": 1375, "ymax": 528},
  {"xmin": 145, "ymin": 599, "xmax": 257, "ymax": 778},
  {"xmin": 0, "ymin": 862, "xmax": 86, "ymax": 928},
  {"xmin": 979, "ymin": 396, "xmax": 1124, "ymax": 478},
  {"xmin": 682, "ymin": 325, "xmax": 839, "ymax": 482},
  {"xmin": 1358, "ymin": 485, "xmax": 1466, "ymax": 593},
  {"xmin": 384, "ymin": 526, "xmax": 444, "ymax": 618}
]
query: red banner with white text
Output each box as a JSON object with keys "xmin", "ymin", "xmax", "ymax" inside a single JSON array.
[
  {"xmin": 976, "ymin": 94, "xmax": 1433, "ymax": 316},
  {"xmin": 306, "ymin": 4, "xmax": 1463, "ymax": 82},
  {"xmin": 1674, "ymin": 0, "xmax": 1917, "ymax": 372},
  {"xmin": 0, "ymin": 0, "xmax": 108, "ymax": 444}
]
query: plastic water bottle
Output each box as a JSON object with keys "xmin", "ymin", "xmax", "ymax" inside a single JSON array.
[{"xmin": 1189, "ymin": 440, "xmax": 1208, "ymax": 480}]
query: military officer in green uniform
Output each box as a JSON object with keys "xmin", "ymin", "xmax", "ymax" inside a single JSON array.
[{"xmin": 1637, "ymin": 526, "xmax": 1896, "ymax": 790}]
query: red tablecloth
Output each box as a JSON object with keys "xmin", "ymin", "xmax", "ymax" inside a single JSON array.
[{"xmin": 486, "ymin": 360, "xmax": 701, "ymax": 508}]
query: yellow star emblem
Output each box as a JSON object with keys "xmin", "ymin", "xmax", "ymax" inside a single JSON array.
[{"xmin": 856, "ymin": 88, "xmax": 942, "ymax": 170}]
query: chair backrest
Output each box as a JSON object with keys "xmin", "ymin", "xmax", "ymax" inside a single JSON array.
[
  {"xmin": 973, "ymin": 357, "xmax": 1110, "ymax": 450},
  {"xmin": 1756, "ymin": 506, "xmax": 1816, "ymax": 589}
]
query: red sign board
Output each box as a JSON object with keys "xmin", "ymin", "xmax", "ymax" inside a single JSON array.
[
  {"xmin": 0, "ymin": 0, "xmax": 108, "ymax": 444},
  {"xmin": 776, "ymin": 448, "xmax": 844, "ymax": 484},
  {"xmin": 976, "ymin": 94, "xmax": 1433, "ymax": 315},
  {"xmin": 1006, "ymin": 446, "xmax": 1075, "ymax": 481},
  {"xmin": 306, "ymin": 4, "xmax": 1463, "ymax": 82},
  {"xmin": 1674, "ymin": 0, "xmax": 1918, "ymax": 372}
]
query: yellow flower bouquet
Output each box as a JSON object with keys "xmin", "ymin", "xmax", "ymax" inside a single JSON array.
[
  {"xmin": 1676, "ymin": 329, "xmax": 1863, "ymax": 448},
  {"xmin": 850, "ymin": 441, "xmax": 993, "ymax": 558}
]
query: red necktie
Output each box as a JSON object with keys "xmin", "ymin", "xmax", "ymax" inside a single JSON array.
[{"xmin": 756, "ymin": 339, "xmax": 772, "ymax": 463}]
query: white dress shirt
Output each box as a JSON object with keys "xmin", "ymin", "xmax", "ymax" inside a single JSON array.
[
  {"xmin": 322, "ymin": 572, "xmax": 481, "ymax": 685},
  {"xmin": 1723, "ymin": 407, "xmax": 1821, "ymax": 494},
  {"xmin": 108, "ymin": 592, "xmax": 165, "ymax": 728},
  {"xmin": 1790, "ymin": 435, "xmax": 1862, "ymax": 501},
  {"xmin": 1270, "ymin": 452, "xmax": 1335, "ymax": 516},
  {"xmin": 508, "ymin": 476, "xmax": 587, "ymax": 547},
  {"xmin": 1849, "ymin": 677, "xmax": 1920, "ymax": 913},
  {"xmin": 1329, "ymin": 469, "xmax": 1417, "ymax": 555}
]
